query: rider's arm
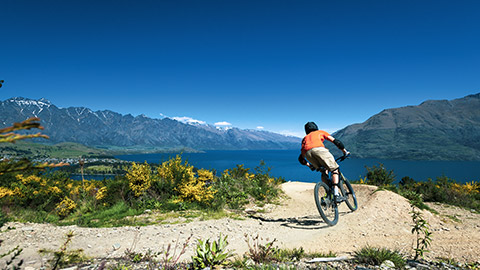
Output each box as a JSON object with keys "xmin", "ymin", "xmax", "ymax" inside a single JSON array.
[
  {"xmin": 299, "ymin": 154, "xmax": 316, "ymax": 170},
  {"xmin": 298, "ymin": 154, "xmax": 307, "ymax": 165},
  {"xmin": 326, "ymin": 135, "xmax": 349, "ymax": 155}
]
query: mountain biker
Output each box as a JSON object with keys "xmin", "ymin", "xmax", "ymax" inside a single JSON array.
[{"xmin": 298, "ymin": 121, "xmax": 350, "ymax": 203}]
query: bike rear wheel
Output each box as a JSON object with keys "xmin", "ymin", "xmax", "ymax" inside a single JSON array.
[
  {"xmin": 340, "ymin": 173, "xmax": 358, "ymax": 211},
  {"xmin": 314, "ymin": 181, "xmax": 339, "ymax": 226}
]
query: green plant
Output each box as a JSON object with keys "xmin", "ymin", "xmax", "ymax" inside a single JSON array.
[
  {"xmin": 272, "ymin": 247, "xmax": 305, "ymax": 262},
  {"xmin": 303, "ymin": 250, "xmax": 337, "ymax": 259},
  {"xmin": 411, "ymin": 205, "xmax": 433, "ymax": 260},
  {"xmin": 365, "ymin": 163, "xmax": 396, "ymax": 187},
  {"xmin": 158, "ymin": 234, "xmax": 192, "ymax": 270},
  {"xmin": 244, "ymin": 234, "xmax": 278, "ymax": 264},
  {"xmin": 38, "ymin": 231, "xmax": 87, "ymax": 270},
  {"xmin": 354, "ymin": 246, "xmax": 405, "ymax": 268},
  {"xmin": 398, "ymin": 189, "xmax": 429, "ymax": 210},
  {"xmin": 213, "ymin": 162, "xmax": 284, "ymax": 210},
  {"xmin": 192, "ymin": 233, "xmax": 233, "ymax": 269},
  {"xmin": 400, "ymin": 176, "xmax": 416, "ymax": 188}
]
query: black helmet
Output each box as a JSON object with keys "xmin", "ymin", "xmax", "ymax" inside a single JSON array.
[{"xmin": 304, "ymin": 122, "xmax": 318, "ymax": 134}]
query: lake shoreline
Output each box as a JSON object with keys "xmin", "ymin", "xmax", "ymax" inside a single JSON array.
[{"xmin": 114, "ymin": 150, "xmax": 480, "ymax": 183}]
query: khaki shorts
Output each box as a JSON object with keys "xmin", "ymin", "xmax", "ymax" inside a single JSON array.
[{"xmin": 305, "ymin": 147, "xmax": 339, "ymax": 171}]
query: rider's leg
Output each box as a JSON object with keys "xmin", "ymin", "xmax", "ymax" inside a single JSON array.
[
  {"xmin": 331, "ymin": 169, "xmax": 340, "ymax": 195},
  {"xmin": 321, "ymin": 171, "xmax": 329, "ymax": 184}
]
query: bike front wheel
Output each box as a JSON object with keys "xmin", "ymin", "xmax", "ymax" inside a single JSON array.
[
  {"xmin": 314, "ymin": 182, "xmax": 338, "ymax": 226},
  {"xmin": 340, "ymin": 174, "xmax": 358, "ymax": 211}
]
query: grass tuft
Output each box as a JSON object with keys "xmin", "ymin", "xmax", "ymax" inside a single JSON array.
[{"xmin": 354, "ymin": 246, "xmax": 405, "ymax": 268}]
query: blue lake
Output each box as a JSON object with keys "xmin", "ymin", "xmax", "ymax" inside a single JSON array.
[{"xmin": 115, "ymin": 150, "xmax": 480, "ymax": 183}]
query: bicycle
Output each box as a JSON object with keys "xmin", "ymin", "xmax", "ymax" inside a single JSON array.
[{"xmin": 312, "ymin": 154, "xmax": 358, "ymax": 226}]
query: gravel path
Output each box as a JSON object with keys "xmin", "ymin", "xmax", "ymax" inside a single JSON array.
[{"xmin": 1, "ymin": 182, "xmax": 479, "ymax": 269}]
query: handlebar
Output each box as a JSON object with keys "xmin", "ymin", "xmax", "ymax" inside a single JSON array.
[{"xmin": 335, "ymin": 153, "xmax": 351, "ymax": 162}]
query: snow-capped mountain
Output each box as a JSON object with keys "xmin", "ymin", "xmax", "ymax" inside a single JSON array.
[{"xmin": 1, "ymin": 97, "xmax": 300, "ymax": 150}]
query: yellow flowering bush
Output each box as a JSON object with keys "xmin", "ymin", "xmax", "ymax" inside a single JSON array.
[
  {"xmin": 177, "ymin": 169, "xmax": 216, "ymax": 204},
  {"xmin": 245, "ymin": 172, "xmax": 255, "ymax": 180},
  {"xmin": 157, "ymin": 156, "xmax": 216, "ymax": 204},
  {"xmin": 126, "ymin": 162, "xmax": 152, "ymax": 197},
  {"xmin": 0, "ymin": 187, "xmax": 16, "ymax": 199},
  {"xmin": 451, "ymin": 181, "xmax": 479, "ymax": 195},
  {"xmin": 11, "ymin": 174, "xmax": 63, "ymax": 204},
  {"xmin": 157, "ymin": 155, "xmax": 195, "ymax": 186},
  {"xmin": 55, "ymin": 197, "xmax": 77, "ymax": 217},
  {"xmin": 95, "ymin": 186, "xmax": 108, "ymax": 201}
]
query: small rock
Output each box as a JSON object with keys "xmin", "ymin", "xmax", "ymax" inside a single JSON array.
[
  {"xmin": 87, "ymin": 244, "xmax": 92, "ymax": 248},
  {"xmin": 112, "ymin": 243, "xmax": 121, "ymax": 250},
  {"xmin": 22, "ymin": 227, "xmax": 34, "ymax": 232},
  {"xmin": 380, "ymin": 260, "xmax": 395, "ymax": 269},
  {"xmin": 96, "ymin": 233, "xmax": 102, "ymax": 237},
  {"xmin": 408, "ymin": 260, "xmax": 431, "ymax": 270},
  {"xmin": 59, "ymin": 266, "xmax": 78, "ymax": 270},
  {"xmin": 24, "ymin": 267, "xmax": 36, "ymax": 270},
  {"xmin": 144, "ymin": 209, "xmax": 152, "ymax": 213}
]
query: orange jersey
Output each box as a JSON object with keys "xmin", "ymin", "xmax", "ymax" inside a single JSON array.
[{"xmin": 301, "ymin": 130, "xmax": 331, "ymax": 155}]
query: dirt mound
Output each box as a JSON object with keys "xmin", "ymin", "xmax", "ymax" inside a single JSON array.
[{"xmin": 1, "ymin": 182, "xmax": 479, "ymax": 269}]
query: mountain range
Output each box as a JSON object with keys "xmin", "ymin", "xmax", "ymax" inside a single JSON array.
[
  {"xmin": 333, "ymin": 93, "xmax": 480, "ymax": 160},
  {"xmin": 1, "ymin": 97, "xmax": 300, "ymax": 151},
  {"xmin": 3, "ymin": 93, "xmax": 479, "ymax": 160}
]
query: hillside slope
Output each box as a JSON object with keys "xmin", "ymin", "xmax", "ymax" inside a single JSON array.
[
  {"xmin": 0, "ymin": 97, "xmax": 300, "ymax": 151},
  {"xmin": 333, "ymin": 93, "xmax": 480, "ymax": 160}
]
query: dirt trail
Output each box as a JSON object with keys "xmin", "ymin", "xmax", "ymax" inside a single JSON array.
[{"xmin": 1, "ymin": 182, "xmax": 479, "ymax": 269}]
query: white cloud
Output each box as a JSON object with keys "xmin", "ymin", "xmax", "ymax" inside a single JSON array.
[
  {"xmin": 214, "ymin": 121, "xmax": 232, "ymax": 126},
  {"xmin": 172, "ymin": 116, "xmax": 206, "ymax": 125},
  {"xmin": 256, "ymin": 126, "xmax": 264, "ymax": 130}
]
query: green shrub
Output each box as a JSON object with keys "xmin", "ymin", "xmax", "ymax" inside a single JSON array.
[
  {"xmin": 398, "ymin": 189, "xmax": 429, "ymax": 210},
  {"xmin": 354, "ymin": 246, "xmax": 405, "ymax": 268},
  {"xmin": 400, "ymin": 176, "xmax": 416, "ymax": 188},
  {"xmin": 365, "ymin": 163, "xmax": 396, "ymax": 187},
  {"xmin": 213, "ymin": 173, "xmax": 249, "ymax": 209},
  {"xmin": 214, "ymin": 162, "xmax": 284, "ymax": 210},
  {"xmin": 272, "ymin": 247, "xmax": 305, "ymax": 262},
  {"xmin": 412, "ymin": 177, "xmax": 480, "ymax": 212}
]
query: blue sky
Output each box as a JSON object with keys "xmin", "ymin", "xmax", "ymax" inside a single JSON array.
[{"xmin": 1, "ymin": 0, "xmax": 479, "ymax": 137}]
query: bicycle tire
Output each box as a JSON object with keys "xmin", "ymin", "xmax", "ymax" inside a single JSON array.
[
  {"xmin": 340, "ymin": 173, "xmax": 358, "ymax": 211},
  {"xmin": 314, "ymin": 181, "xmax": 339, "ymax": 226}
]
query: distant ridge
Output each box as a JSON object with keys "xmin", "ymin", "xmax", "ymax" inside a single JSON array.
[
  {"xmin": 1, "ymin": 97, "xmax": 300, "ymax": 151},
  {"xmin": 333, "ymin": 93, "xmax": 480, "ymax": 160}
]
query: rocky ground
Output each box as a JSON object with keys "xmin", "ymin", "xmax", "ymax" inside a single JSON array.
[{"xmin": 1, "ymin": 182, "xmax": 479, "ymax": 269}]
